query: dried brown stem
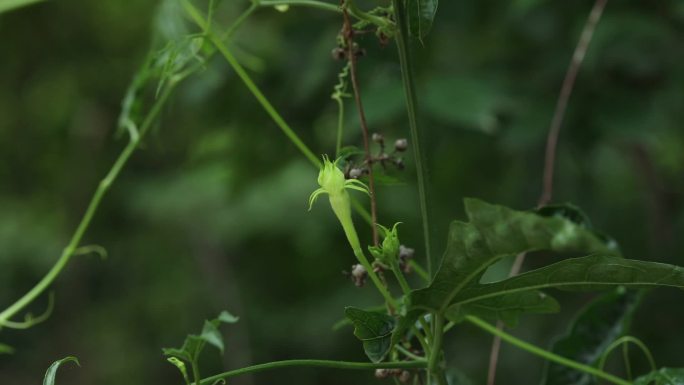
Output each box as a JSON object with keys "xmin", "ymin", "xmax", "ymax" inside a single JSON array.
[
  {"xmin": 342, "ymin": 2, "xmax": 379, "ymax": 246},
  {"xmin": 487, "ymin": 1, "xmax": 608, "ymax": 384},
  {"xmin": 540, "ymin": 0, "xmax": 608, "ymax": 206}
]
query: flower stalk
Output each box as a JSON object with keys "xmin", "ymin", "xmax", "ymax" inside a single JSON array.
[{"xmin": 309, "ymin": 157, "xmax": 397, "ymax": 309}]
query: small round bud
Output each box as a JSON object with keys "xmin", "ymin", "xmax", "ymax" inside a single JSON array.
[
  {"xmin": 399, "ymin": 245, "xmax": 415, "ymax": 261},
  {"xmin": 399, "ymin": 371, "xmax": 411, "ymax": 383},
  {"xmin": 375, "ymin": 369, "xmax": 390, "ymax": 379},
  {"xmin": 331, "ymin": 47, "xmax": 346, "ymax": 61},
  {"xmin": 394, "ymin": 138, "xmax": 408, "ymax": 151},
  {"xmin": 372, "ymin": 133, "xmax": 384, "ymax": 144},
  {"xmin": 350, "ymin": 264, "xmax": 367, "ymax": 287},
  {"xmin": 349, "ymin": 168, "xmax": 364, "ymax": 179},
  {"xmin": 378, "ymin": 153, "xmax": 389, "ymax": 161}
]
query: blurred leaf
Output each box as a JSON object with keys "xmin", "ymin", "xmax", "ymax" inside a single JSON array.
[
  {"xmin": 453, "ymin": 256, "xmax": 684, "ymax": 305},
  {"xmin": 163, "ymin": 310, "xmax": 239, "ymax": 363},
  {"xmin": 407, "ymin": 0, "xmax": 439, "ymax": 40},
  {"xmin": 541, "ymin": 288, "xmax": 641, "ymax": 385},
  {"xmin": 200, "ymin": 320, "xmax": 225, "ymax": 353},
  {"xmin": 344, "ymin": 307, "xmax": 396, "ymax": 363},
  {"xmin": 0, "ymin": 343, "xmax": 14, "ymax": 354},
  {"xmin": 0, "ymin": 0, "xmax": 44, "ymax": 14},
  {"xmin": 446, "ymin": 291, "xmax": 559, "ymax": 328},
  {"xmin": 423, "ymin": 76, "xmax": 506, "ymax": 134},
  {"xmin": 634, "ymin": 368, "xmax": 684, "ymax": 385},
  {"xmin": 43, "ymin": 356, "xmax": 80, "ymax": 385},
  {"xmin": 217, "ymin": 310, "xmax": 239, "ymax": 324}
]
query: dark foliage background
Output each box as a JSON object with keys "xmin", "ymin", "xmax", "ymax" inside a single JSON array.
[{"xmin": 1, "ymin": 0, "xmax": 683, "ymax": 384}]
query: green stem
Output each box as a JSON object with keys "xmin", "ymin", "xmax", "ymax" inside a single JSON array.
[
  {"xmin": 344, "ymin": 0, "xmax": 391, "ymax": 28},
  {"xmin": 396, "ymin": 345, "xmax": 426, "ymax": 361},
  {"xmin": 390, "ymin": 262, "xmax": 412, "ymax": 295},
  {"xmin": 199, "ymin": 359, "xmax": 426, "ymax": 384},
  {"xmin": 353, "ymin": 249, "xmax": 397, "ymax": 310},
  {"xmin": 389, "ymin": 262, "xmax": 432, "ymax": 347},
  {"xmin": 222, "ymin": 3, "xmax": 258, "ymax": 40},
  {"xmin": 598, "ymin": 335, "xmax": 656, "ymax": 374},
  {"xmin": 192, "ymin": 360, "xmax": 202, "ymax": 385},
  {"xmin": 391, "ymin": 0, "xmax": 432, "ymax": 277},
  {"xmin": 428, "ymin": 314, "xmax": 444, "ymax": 374},
  {"xmin": 258, "ymin": 0, "xmax": 341, "ymax": 13},
  {"xmin": 389, "ymin": 261, "xmax": 431, "ymax": 342},
  {"xmin": 183, "ymin": 0, "xmax": 321, "ymax": 167},
  {"xmin": 182, "ymin": 0, "xmax": 377, "ymax": 229},
  {"xmin": 466, "ymin": 316, "xmax": 632, "ymax": 385},
  {"xmin": 0, "ymin": 83, "xmax": 175, "ymax": 326}
]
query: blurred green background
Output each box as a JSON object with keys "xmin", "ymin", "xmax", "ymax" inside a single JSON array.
[{"xmin": 1, "ymin": 0, "xmax": 684, "ymax": 384}]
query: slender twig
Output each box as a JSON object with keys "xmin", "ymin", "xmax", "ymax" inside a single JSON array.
[
  {"xmin": 540, "ymin": 0, "xmax": 607, "ymax": 206},
  {"xmin": 486, "ymin": 2, "xmax": 608, "ymax": 384},
  {"xmin": 0, "ymin": 82, "xmax": 176, "ymax": 326},
  {"xmin": 598, "ymin": 335, "xmax": 657, "ymax": 374},
  {"xmin": 467, "ymin": 316, "xmax": 631, "ymax": 385},
  {"xmin": 341, "ymin": 1, "xmax": 379, "ymax": 245},
  {"xmin": 199, "ymin": 359, "xmax": 427, "ymax": 384}
]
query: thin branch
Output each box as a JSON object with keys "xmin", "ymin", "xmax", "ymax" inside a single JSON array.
[
  {"xmin": 199, "ymin": 359, "xmax": 427, "ymax": 384},
  {"xmin": 487, "ymin": 1, "xmax": 608, "ymax": 384},
  {"xmin": 0, "ymin": 82, "xmax": 176, "ymax": 326},
  {"xmin": 468, "ymin": 316, "xmax": 631, "ymax": 385},
  {"xmin": 540, "ymin": 0, "xmax": 608, "ymax": 206},
  {"xmin": 342, "ymin": 1, "xmax": 379, "ymax": 245}
]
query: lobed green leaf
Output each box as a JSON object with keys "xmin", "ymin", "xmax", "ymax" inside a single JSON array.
[{"xmin": 410, "ymin": 198, "xmax": 617, "ymax": 315}]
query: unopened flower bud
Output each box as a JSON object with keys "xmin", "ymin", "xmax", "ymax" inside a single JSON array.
[
  {"xmin": 394, "ymin": 138, "xmax": 408, "ymax": 152},
  {"xmin": 331, "ymin": 47, "xmax": 346, "ymax": 61},
  {"xmin": 399, "ymin": 245, "xmax": 414, "ymax": 260},
  {"xmin": 372, "ymin": 133, "xmax": 384, "ymax": 144},
  {"xmin": 349, "ymin": 168, "xmax": 364, "ymax": 179},
  {"xmin": 350, "ymin": 264, "xmax": 367, "ymax": 287}
]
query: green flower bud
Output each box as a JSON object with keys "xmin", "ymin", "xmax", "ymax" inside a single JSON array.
[
  {"xmin": 368, "ymin": 223, "xmax": 402, "ymax": 265},
  {"xmin": 379, "ymin": 222, "xmax": 401, "ymax": 260},
  {"xmin": 309, "ymin": 155, "xmax": 370, "ymax": 252}
]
